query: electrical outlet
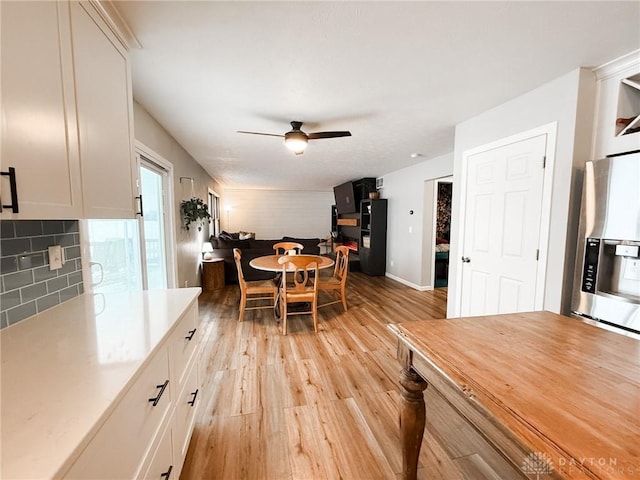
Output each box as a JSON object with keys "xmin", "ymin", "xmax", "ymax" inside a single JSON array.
[{"xmin": 48, "ymin": 245, "xmax": 64, "ymax": 270}]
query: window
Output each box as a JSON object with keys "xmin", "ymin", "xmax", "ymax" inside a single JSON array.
[{"xmin": 208, "ymin": 189, "xmax": 221, "ymax": 237}]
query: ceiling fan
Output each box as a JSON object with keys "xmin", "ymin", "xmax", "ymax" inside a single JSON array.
[{"xmin": 237, "ymin": 121, "xmax": 351, "ymax": 155}]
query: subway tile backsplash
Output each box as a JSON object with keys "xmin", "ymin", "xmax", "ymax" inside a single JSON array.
[{"xmin": 0, "ymin": 220, "xmax": 83, "ymax": 329}]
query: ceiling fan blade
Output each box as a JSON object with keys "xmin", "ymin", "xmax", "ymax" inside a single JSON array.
[
  {"xmin": 237, "ymin": 130, "xmax": 284, "ymax": 137},
  {"xmin": 308, "ymin": 131, "xmax": 352, "ymax": 140}
]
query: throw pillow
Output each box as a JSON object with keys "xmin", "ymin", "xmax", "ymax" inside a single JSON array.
[{"xmin": 239, "ymin": 231, "xmax": 255, "ymax": 240}]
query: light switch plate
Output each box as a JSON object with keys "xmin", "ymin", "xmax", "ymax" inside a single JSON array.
[{"xmin": 48, "ymin": 245, "xmax": 63, "ymax": 270}]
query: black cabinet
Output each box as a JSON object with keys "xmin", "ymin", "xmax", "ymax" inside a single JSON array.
[
  {"xmin": 352, "ymin": 178, "xmax": 376, "ymax": 207},
  {"xmin": 359, "ymin": 199, "xmax": 387, "ymax": 276}
]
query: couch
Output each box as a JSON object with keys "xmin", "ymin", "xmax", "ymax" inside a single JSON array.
[{"xmin": 209, "ymin": 234, "xmax": 322, "ymax": 284}]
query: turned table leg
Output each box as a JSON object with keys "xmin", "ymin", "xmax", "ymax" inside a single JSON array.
[{"xmin": 399, "ymin": 367, "xmax": 428, "ymax": 480}]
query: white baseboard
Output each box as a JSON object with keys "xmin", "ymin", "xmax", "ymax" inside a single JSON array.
[{"xmin": 385, "ymin": 272, "xmax": 434, "ymax": 291}]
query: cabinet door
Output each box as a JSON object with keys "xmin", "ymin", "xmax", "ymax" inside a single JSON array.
[
  {"xmin": 0, "ymin": 1, "xmax": 83, "ymax": 219},
  {"xmin": 593, "ymin": 53, "xmax": 640, "ymax": 158},
  {"xmin": 70, "ymin": 2, "xmax": 136, "ymax": 218},
  {"xmin": 63, "ymin": 348, "xmax": 172, "ymax": 479}
]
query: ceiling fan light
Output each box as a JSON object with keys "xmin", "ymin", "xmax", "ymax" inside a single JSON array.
[{"xmin": 284, "ymin": 132, "xmax": 308, "ymax": 154}]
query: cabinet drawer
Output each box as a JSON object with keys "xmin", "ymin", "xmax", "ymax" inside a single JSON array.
[
  {"xmin": 64, "ymin": 348, "xmax": 172, "ymax": 479},
  {"xmin": 173, "ymin": 362, "xmax": 200, "ymax": 474},
  {"xmin": 169, "ymin": 303, "xmax": 199, "ymax": 389},
  {"xmin": 142, "ymin": 424, "xmax": 174, "ymax": 480}
]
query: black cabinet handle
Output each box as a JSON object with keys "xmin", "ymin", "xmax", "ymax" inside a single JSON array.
[
  {"xmin": 188, "ymin": 388, "xmax": 199, "ymax": 407},
  {"xmin": 1, "ymin": 167, "xmax": 19, "ymax": 213},
  {"xmin": 185, "ymin": 328, "xmax": 197, "ymax": 341},
  {"xmin": 160, "ymin": 465, "xmax": 173, "ymax": 479},
  {"xmin": 148, "ymin": 380, "xmax": 169, "ymax": 406},
  {"xmin": 135, "ymin": 195, "xmax": 144, "ymax": 216}
]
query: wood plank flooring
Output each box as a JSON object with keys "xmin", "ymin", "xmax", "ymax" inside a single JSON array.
[{"xmin": 181, "ymin": 273, "xmax": 512, "ymax": 479}]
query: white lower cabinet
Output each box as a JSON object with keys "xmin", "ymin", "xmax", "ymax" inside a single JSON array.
[
  {"xmin": 63, "ymin": 301, "xmax": 201, "ymax": 479},
  {"xmin": 141, "ymin": 423, "xmax": 175, "ymax": 480},
  {"xmin": 172, "ymin": 362, "xmax": 201, "ymax": 478},
  {"xmin": 140, "ymin": 361, "xmax": 199, "ymax": 480}
]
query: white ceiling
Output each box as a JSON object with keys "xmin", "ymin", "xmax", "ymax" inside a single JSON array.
[{"xmin": 114, "ymin": 1, "xmax": 639, "ymax": 191}]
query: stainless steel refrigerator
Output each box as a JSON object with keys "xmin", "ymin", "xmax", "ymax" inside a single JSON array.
[{"xmin": 572, "ymin": 152, "xmax": 640, "ymax": 335}]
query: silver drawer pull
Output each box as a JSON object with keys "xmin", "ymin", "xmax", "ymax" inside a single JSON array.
[{"xmin": 148, "ymin": 380, "xmax": 169, "ymax": 407}]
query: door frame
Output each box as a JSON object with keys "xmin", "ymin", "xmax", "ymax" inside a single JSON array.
[
  {"xmin": 135, "ymin": 140, "xmax": 178, "ymax": 289},
  {"xmin": 454, "ymin": 122, "xmax": 557, "ymax": 317}
]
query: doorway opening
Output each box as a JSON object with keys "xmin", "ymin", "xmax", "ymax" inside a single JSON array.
[{"xmin": 434, "ymin": 180, "xmax": 452, "ymax": 288}]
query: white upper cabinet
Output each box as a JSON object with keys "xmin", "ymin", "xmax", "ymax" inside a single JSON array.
[
  {"xmin": 70, "ymin": 2, "xmax": 136, "ymax": 219},
  {"xmin": 593, "ymin": 50, "xmax": 640, "ymax": 159},
  {"xmin": 0, "ymin": 1, "xmax": 136, "ymax": 220},
  {"xmin": 0, "ymin": 1, "xmax": 83, "ymax": 219}
]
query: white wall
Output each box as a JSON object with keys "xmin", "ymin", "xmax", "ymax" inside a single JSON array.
[
  {"xmin": 449, "ymin": 68, "xmax": 596, "ymax": 317},
  {"xmin": 222, "ymin": 189, "xmax": 334, "ymax": 240},
  {"xmin": 381, "ymin": 153, "xmax": 454, "ymax": 288},
  {"xmin": 132, "ymin": 101, "xmax": 223, "ymax": 289}
]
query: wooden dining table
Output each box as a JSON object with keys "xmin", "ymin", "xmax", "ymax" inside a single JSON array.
[
  {"xmin": 249, "ymin": 254, "xmax": 334, "ymax": 272},
  {"xmin": 389, "ymin": 311, "xmax": 639, "ymax": 480},
  {"xmin": 249, "ymin": 254, "xmax": 334, "ymax": 317}
]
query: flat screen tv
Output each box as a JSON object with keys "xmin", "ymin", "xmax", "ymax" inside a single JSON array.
[{"xmin": 333, "ymin": 181, "xmax": 356, "ymax": 214}]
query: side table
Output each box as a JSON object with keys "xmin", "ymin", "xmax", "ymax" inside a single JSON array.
[{"xmin": 202, "ymin": 258, "xmax": 225, "ymax": 290}]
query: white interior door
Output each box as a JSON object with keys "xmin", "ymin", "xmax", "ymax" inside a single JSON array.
[{"xmin": 460, "ymin": 134, "xmax": 547, "ymax": 316}]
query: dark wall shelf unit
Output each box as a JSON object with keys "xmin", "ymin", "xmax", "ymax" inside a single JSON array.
[
  {"xmin": 359, "ymin": 198, "xmax": 387, "ymax": 276},
  {"xmin": 352, "ymin": 178, "xmax": 377, "ymax": 209},
  {"xmin": 331, "ymin": 205, "xmax": 361, "ymax": 271},
  {"xmin": 331, "ymin": 177, "xmax": 379, "ymax": 273}
]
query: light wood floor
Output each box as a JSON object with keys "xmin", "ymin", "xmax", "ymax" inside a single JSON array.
[{"xmin": 180, "ymin": 273, "xmax": 514, "ymax": 480}]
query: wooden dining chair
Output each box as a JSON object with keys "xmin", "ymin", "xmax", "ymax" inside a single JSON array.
[
  {"xmin": 318, "ymin": 245, "xmax": 350, "ymax": 311},
  {"xmin": 273, "ymin": 241, "xmax": 304, "ymax": 255},
  {"xmin": 233, "ymin": 248, "xmax": 278, "ymax": 322},
  {"xmin": 277, "ymin": 254, "xmax": 319, "ymax": 335}
]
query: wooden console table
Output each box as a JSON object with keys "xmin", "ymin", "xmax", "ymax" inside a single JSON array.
[{"xmin": 388, "ymin": 311, "xmax": 639, "ymax": 480}]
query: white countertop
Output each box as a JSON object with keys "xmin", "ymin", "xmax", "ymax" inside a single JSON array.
[{"xmin": 0, "ymin": 288, "xmax": 201, "ymax": 480}]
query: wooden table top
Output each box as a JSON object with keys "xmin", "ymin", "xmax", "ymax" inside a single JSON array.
[
  {"xmin": 389, "ymin": 311, "xmax": 640, "ymax": 480},
  {"xmin": 249, "ymin": 254, "xmax": 334, "ymax": 272}
]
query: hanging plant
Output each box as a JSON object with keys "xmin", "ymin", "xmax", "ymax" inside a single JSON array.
[{"xmin": 181, "ymin": 197, "xmax": 211, "ymax": 231}]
